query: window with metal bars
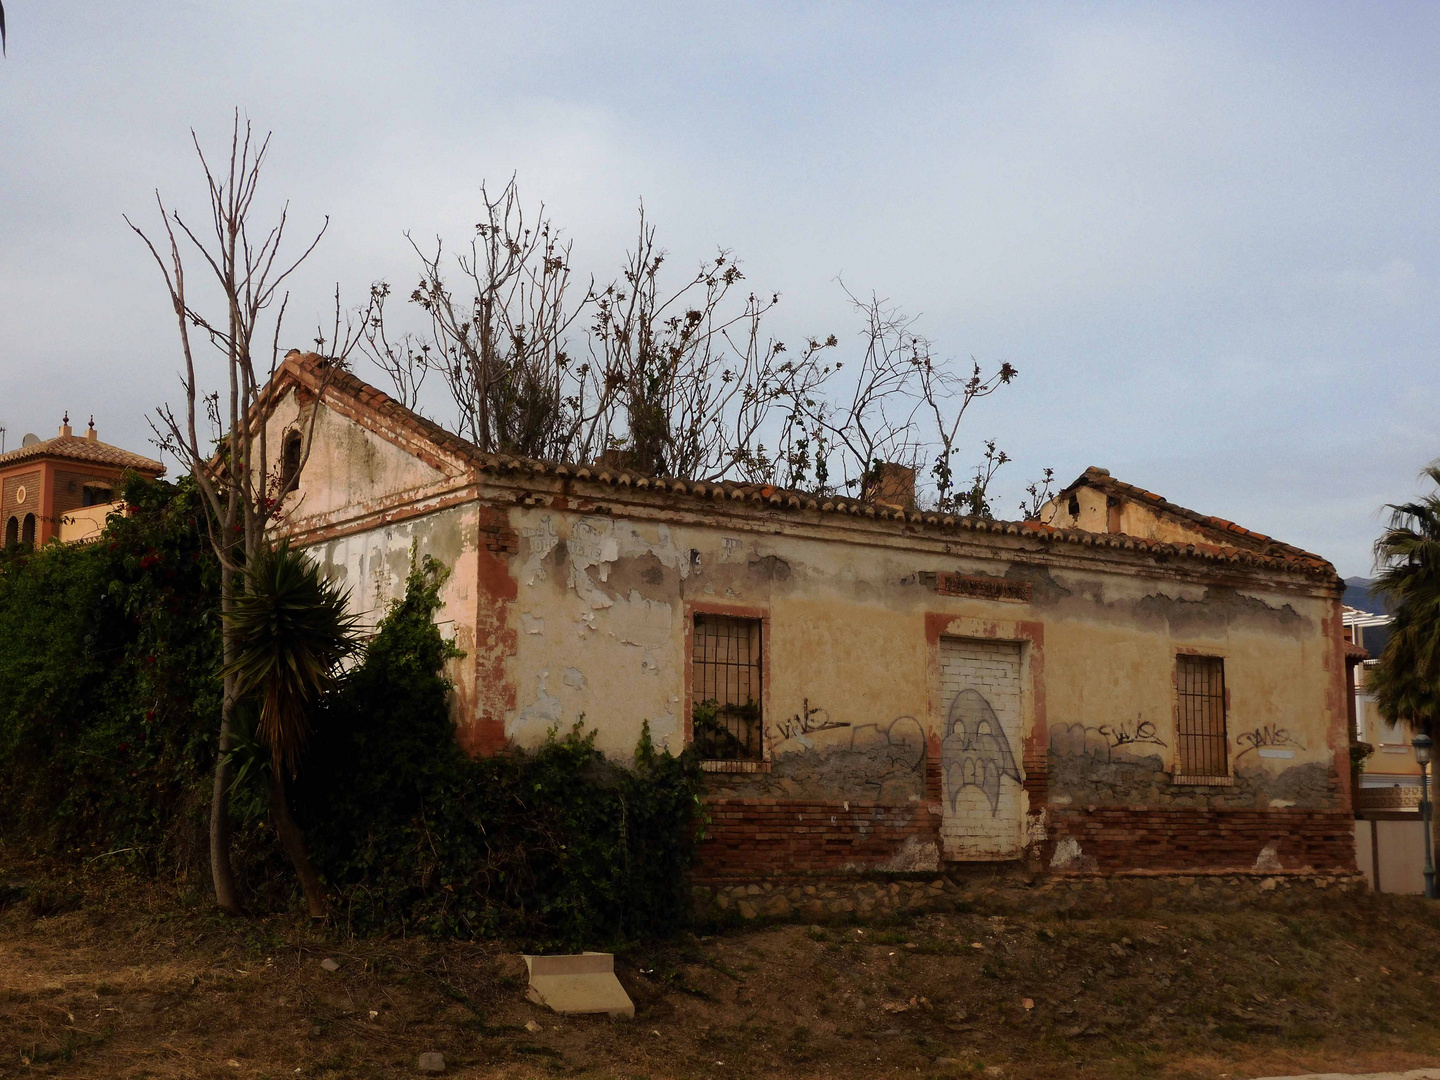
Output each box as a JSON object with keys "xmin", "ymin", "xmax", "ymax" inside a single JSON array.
[
  {"xmin": 691, "ymin": 613, "xmax": 763, "ymax": 760},
  {"xmin": 1176, "ymin": 654, "xmax": 1228, "ymax": 778}
]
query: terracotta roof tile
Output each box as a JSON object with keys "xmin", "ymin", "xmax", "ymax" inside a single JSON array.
[
  {"xmin": 275, "ymin": 354, "xmax": 1339, "ymax": 584},
  {"xmin": 0, "ymin": 434, "xmax": 164, "ymax": 474}
]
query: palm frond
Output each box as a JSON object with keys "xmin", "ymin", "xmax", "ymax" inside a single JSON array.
[
  {"xmin": 223, "ymin": 541, "xmax": 362, "ymax": 776},
  {"xmin": 1370, "ymin": 462, "xmax": 1440, "ymax": 732}
]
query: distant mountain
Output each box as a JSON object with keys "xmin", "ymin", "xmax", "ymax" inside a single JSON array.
[{"xmin": 1344, "ymin": 576, "xmax": 1388, "ymax": 615}]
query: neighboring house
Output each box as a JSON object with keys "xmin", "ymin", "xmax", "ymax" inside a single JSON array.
[
  {"xmin": 257, "ymin": 352, "xmax": 1356, "ymax": 880},
  {"xmin": 1344, "ymin": 604, "xmax": 1420, "ymax": 807},
  {"xmin": 0, "ymin": 416, "xmax": 165, "ymax": 547}
]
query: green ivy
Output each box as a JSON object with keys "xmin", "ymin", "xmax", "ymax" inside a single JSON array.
[
  {"xmin": 296, "ymin": 553, "xmax": 705, "ymax": 948},
  {"xmin": 0, "ymin": 496, "xmax": 704, "ymax": 947}
]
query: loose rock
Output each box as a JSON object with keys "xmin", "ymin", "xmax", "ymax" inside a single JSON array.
[
  {"xmin": 319, "ymin": 958, "xmax": 340, "ymax": 973},
  {"xmin": 417, "ymin": 1051, "xmax": 446, "ymax": 1074}
]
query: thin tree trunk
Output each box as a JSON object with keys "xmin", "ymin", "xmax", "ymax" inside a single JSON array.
[
  {"xmin": 210, "ymin": 577, "xmax": 242, "ymax": 915},
  {"xmin": 268, "ymin": 763, "xmax": 327, "ymax": 919}
]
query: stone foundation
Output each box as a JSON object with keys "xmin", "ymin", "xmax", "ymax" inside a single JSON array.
[{"xmin": 692, "ymin": 867, "xmax": 1369, "ymax": 925}]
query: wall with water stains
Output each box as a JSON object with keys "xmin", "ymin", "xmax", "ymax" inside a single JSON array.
[{"xmin": 265, "ymin": 376, "xmax": 1351, "ymax": 873}]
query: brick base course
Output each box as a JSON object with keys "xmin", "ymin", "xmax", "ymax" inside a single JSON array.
[
  {"xmin": 697, "ymin": 799, "xmax": 1357, "ymax": 878},
  {"xmin": 1048, "ymin": 807, "xmax": 1356, "ymax": 873},
  {"xmin": 697, "ymin": 798, "xmax": 940, "ymax": 879}
]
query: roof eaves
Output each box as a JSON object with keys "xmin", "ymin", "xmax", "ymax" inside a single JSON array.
[
  {"xmin": 264, "ymin": 362, "xmax": 1338, "ymax": 584},
  {"xmin": 469, "ymin": 454, "xmax": 1337, "ymax": 581}
]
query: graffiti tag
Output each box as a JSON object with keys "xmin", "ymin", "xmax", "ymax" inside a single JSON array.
[
  {"xmin": 772, "ymin": 697, "xmax": 850, "ymax": 741},
  {"xmin": 1236, "ymin": 725, "xmax": 1304, "ymax": 757},
  {"xmin": 1097, "ymin": 715, "xmax": 1166, "ymax": 751}
]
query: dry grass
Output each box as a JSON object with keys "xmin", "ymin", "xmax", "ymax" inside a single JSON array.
[{"xmin": 3, "ymin": 860, "xmax": 1440, "ymax": 1079}]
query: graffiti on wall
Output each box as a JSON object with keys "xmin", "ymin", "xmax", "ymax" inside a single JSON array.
[
  {"xmin": 1097, "ymin": 715, "xmax": 1167, "ymax": 752},
  {"xmin": 1049, "ymin": 717, "xmax": 1166, "ymax": 763},
  {"xmin": 1235, "ymin": 724, "xmax": 1305, "ymax": 758},
  {"xmin": 941, "ymin": 689, "xmax": 1021, "ymax": 815},
  {"xmin": 771, "ymin": 697, "xmax": 850, "ymax": 741}
]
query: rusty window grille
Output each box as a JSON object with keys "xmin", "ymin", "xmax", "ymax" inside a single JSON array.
[
  {"xmin": 691, "ymin": 613, "xmax": 763, "ymax": 760},
  {"xmin": 1176, "ymin": 654, "xmax": 1227, "ymax": 777}
]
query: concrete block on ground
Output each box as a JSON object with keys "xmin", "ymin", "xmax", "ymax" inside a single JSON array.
[{"xmin": 522, "ymin": 952, "xmax": 634, "ymax": 1018}]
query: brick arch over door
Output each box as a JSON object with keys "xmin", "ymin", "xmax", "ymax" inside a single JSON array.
[
  {"xmin": 20, "ymin": 514, "xmax": 35, "ymax": 546},
  {"xmin": 4, "ymin": 516, "xmax": 16, "ymax": 546}
]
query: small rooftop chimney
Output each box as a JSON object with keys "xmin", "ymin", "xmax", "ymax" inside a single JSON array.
[
  {"xmin": 59, "ymin": 412, "xmax": 72, "ymax": 438},
  {"xmin": 86, "ymin": 415, "xmax": 98, "ymax": 442},
  {"xmin": 863, "ymin": 462, "xmax": 916, "ymax": 512}
]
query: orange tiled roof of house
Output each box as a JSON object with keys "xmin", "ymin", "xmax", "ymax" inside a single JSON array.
[{"xmin": 0, "ymin": 432, "xmax": 164, "ymax": 474}]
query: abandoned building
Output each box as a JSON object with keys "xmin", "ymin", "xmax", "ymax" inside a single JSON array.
[
  {"xmin": 0, "ymin": 416, "xmax": 164, "ymax": 547},
  {"xmin": 257, "ymin": 352, "xmax": 1355, "ymax": 883}
]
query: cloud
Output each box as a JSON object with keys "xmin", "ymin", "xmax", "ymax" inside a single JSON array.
[{"xmin": 2, "ymin": 2, "xmax": 1438, "ymax": 577}]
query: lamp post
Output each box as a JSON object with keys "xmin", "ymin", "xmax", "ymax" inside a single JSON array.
[{"xmin": 1413, "ymin": 733, "xmax": 1435, "ymax": 899}]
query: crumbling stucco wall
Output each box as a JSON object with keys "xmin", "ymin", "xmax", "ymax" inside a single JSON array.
[
  {"xmin": 260, "ymin": 388, "xmax": 449, "ymax": 522},
  {"xmin": 494, "ymin": 491, "xmax": 1344, "ymax": 868},
  {"xmin": 303, "ymin": 504, "xmax": 481, "ymax": 734},
  {"xmin": 259, "ymin": 387, "xmax": 480, "ymax": 733}
]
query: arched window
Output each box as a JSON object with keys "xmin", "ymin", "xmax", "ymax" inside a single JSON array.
[
  {"xmin": 20, "ymin": 514, "xmax": 35, "ymax": 546},
  {"xmin": 4, "ymin": 517, "xmax": 17, "ymax": 546},
  {"xmin": 281, "ymin": 431, "xmax": 303, "ymax": 493}
]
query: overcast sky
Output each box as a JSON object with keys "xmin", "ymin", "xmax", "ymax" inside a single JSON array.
[{"xmin": 3, "ymin": 2, "xmax": 1437, "ymax": 577}]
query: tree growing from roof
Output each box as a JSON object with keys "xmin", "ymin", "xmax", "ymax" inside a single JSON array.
[
  {"xmin": 127, "ymin": 114, "xmax": 371, "ymax": 914},
  {"xmin": 1369, "ymin": 463, "xmax": 1440, "ymax": 736},
  {"xmin": 362, "ymin": 179, "xmax": 1047, "ymax": 514}
]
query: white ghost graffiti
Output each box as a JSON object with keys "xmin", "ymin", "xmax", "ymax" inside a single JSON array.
[{"xmin": 941, "ymin": 689, "xmax": 1021, "ymax": 815}]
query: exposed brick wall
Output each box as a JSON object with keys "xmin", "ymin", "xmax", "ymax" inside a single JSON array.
[
  {"xmin": 1049, "ymin": 807, "xmax": 1356, "ymax": 873},
  {"xmin": 696, "ymin": 798, "xmax": 940, "ymax": 880},
  {"xmin": 53, "ymin": 469, "xmax": 119, "ymax": 515},
  {"xmin": 938, "ymin": 638, "xmax": 1024, "ymax": 859},
  {"xmin": 2, "ymin": 469, "xmax": 41, "ymax": 524}
]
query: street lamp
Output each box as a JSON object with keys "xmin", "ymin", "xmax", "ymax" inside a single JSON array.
[{"xmin": 1414, "ymin": 733, "xmax": 1436, "ymax": 899}]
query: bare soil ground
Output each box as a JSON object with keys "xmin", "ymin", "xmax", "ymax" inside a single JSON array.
[{"xmin": 4, "ymin": 861, "xmax": 1440, "ymax": 1080}]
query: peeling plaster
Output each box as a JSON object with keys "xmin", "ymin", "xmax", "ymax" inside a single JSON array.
[
  {"xmin": 520, "ymin": 517, "xmax": 559, "ymax": 585},
  {"xmin": 649, "ymin": 710, "xmax": 679, "ymax": 751},
  {"xmin": 511, "ymin": 668, "xmax": 564, "ymax": 740}
]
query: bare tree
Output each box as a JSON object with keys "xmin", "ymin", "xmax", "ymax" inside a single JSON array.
[
  {"xmin": 1020, "ymin": 468, "xmax": 1058, "ymax": 521},
  {"xmin": 128, "ymin": 114, "xmax": 369, "ymax": 915},
  {"xmin": 366, "ymin": 179, "xmax": 1042, "ymax": 515},
  {"xmin": 586, "ymin": 210, "xmax": 839, "ymax": 482},
  {"xmin": 387, "ymin": 178, "xmax": 594, "ymax": 459},
  {"xmin": 358, "ymin": 282, "xmax": 428, "ymax": 413}
]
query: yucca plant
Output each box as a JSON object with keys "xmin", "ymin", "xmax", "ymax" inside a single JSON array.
[
  {"xmin": 224, "ymin": 541, "xmax": 362, "ymax": 917},
  {"xmin": 1370, "ymin": 463, "xmax": 1440, "ymax": 735}
]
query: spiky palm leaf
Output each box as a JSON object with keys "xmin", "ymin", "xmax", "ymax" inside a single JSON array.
[
  {"xmin": 223, "ymin": 542, "xmax": 362, "ymax": 776},
  {"xmin": 1370, "ymin": 464, "xmax": 1440, "ymax": 732}
]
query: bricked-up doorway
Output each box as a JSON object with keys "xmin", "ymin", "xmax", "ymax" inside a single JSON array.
[{"xmin": 938, "ymin": 638, "xmax": 1024, "ymax": 860}]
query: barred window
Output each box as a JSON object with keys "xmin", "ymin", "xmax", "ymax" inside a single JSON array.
[
  {"xmin": 1176, "ymin": 654, "xmax": 1228, "ymax": 778},
  {"xmin": 691, "ymin": 613, "xmax": 763, "ymax": 761}
]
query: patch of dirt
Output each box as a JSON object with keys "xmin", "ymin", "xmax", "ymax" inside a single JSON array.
[{"xmin": 2, "ymin": 861, "xmax": 1440, "ymax": 1079}]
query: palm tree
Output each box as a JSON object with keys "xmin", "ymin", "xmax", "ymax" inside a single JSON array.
[
  {"xmin": 225, "ymin": 541, "xmax": 361, "ymax": 917},
  {"xmin": 1369, "ymin": 463, "xmax": 1440, "ymax": 736}
]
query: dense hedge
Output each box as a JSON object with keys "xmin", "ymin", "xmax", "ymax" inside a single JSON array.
[
  {"xmin": 0, "ymin": 477, "xmax": 703, "ymax": 947},
  {"xmin": 0, "ymin": 476, "xmax": 222, "ymax": 879},
  {"xmin": 296, "ymin": 553, "xmax": 704, "ymax": 946}
]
